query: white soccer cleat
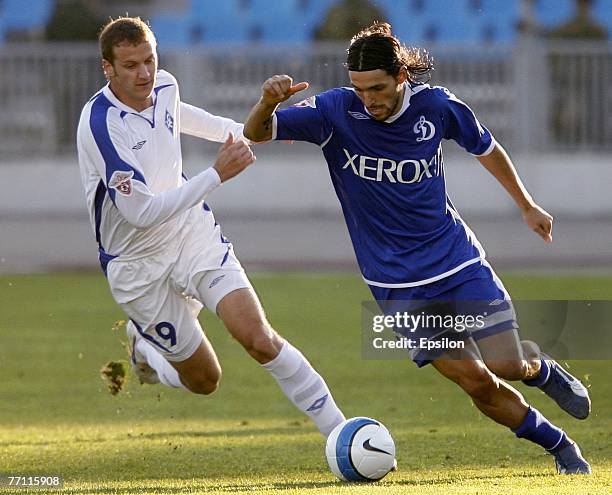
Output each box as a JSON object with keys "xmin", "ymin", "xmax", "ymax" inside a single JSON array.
[{"xmin": 126, "ymin": 320, "xmax": 160, "ymax": 385}]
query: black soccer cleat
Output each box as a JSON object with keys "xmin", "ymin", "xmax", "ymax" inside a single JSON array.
[
  {"xmin": 539, "ymin": 354, "xmax": 591, "ymax": 420},
  {"xmin": 552, "ymin": 442, "xmax": 592, "ymax": 475}
]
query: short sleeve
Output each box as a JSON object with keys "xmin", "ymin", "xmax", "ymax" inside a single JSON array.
[
  {"xmin": 440, "ymin": 89, "xmax": 495, "ymax": 156},
  {"xmin": 275, "ymin": 93, "xmax": 334, "ymax": 145}
]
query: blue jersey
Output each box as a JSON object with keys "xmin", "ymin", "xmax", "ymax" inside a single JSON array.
[{"xmin": 274, "ymin": 84, "xmax": 496, "ymax": 287}]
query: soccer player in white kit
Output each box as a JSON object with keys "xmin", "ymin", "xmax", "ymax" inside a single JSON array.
[{"xmin": 76, "ymin": 17, "xmax": 345, "ymax": 437}]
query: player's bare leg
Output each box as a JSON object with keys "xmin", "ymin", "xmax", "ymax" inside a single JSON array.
[
  {"xmin": 476, "ymin": 329, "xmax": 591, "ymax": 419},
  {"xmin": 215, "ymin": 287, "xmax": 284, "ymax": 362},
  {"xmin": 432, "ymin": 342, "xmax": 529, "ymax": 428},
  {"xmin": 432, "ymin": 340, "xmax": 591, "ymax": 474},
  {"xmin": 476, "ymin": 331, "xmax": 541, "ymax": 381},
  {"xmin": 214, "ymin": 287, "xmax": 345, "ymax": 436},
  {"xmin": 169, "ymin": 339, "xmax": 222, "ymax": 394}
]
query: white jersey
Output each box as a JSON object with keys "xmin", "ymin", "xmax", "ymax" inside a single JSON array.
[{"xmin": 77, "ymin": 70, "xmax": 244, "ymax": 273}]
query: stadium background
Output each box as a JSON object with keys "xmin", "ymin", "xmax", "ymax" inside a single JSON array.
[{"xmin": 0, "ymin": 0, "xmax": 611, "ymax": 273}]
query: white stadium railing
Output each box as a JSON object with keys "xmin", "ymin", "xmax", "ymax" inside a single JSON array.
[{"xmin": 0, "ymin": 40, "xmax": 610, "ymax": 156}]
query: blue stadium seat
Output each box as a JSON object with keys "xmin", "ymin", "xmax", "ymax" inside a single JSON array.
[
  {"xmin": 418, "ymin": 0, "xmax": 478, "ymax": 43},
  {"xmin": 375, "ymin": 1, "xmax": 422, "ymax": 44},
  {"xmin": 536, "ymin": 0, "xmax": 611, "ymax": 36},
  {"xmin": 191, "ymin": 0, "xmax": 235, "ymax": 18},
  {"xmin": 382, "ymin": 0, "xmax": 480, "ymax": 43},
  {"xmin": 393, "ymin": 0, "xmax": 519, "ymax": 44},
  {"xmin": 142, "ymin": 0, "xmax": 612, "ymax": 45},
  {"xmin": 476, "ymin": 0, "xmax": 519, "ymax": 43},
  {"xmin": 149, "ymin": 14, "xmax": 192, "ymax": 46},
  {"xmin": 1, "ymin": 0, "xmax": 52, "ymax": 31},
  {"xmin": 190, "ymin": 0, "xmax": 250, "ymax": 42},
  {"xmin": 593, "ymin": 0, "xmax": 612, "ymax": 35},
  {"xmin": 305, "ymin": 0, "xmax": 337, "ymax": 20},
  {"xmin": 250, "ymin": 0, "xmax": 309, "ymax": 41},
  {"xmin": 536, "ymin": 0, "xmax": 574, "ymax": 27}
]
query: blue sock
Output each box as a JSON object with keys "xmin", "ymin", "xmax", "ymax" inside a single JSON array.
[
  {"xmin": 523, "ymin": 358, "xmax": 550, "ymax": 387},
  {"xmin": 512, "ymin": 407, "xmax": 572, "ymax": 452}
]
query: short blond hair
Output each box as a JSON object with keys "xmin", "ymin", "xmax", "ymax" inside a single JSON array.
[{"xmin": 99, "ymin": 16, "xmax": 156, "ymax": 64}]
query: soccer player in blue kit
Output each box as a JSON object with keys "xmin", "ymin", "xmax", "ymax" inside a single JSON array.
[{"xmin": 244, "ymin": 22, "xmax": 592, "ymax": 474}]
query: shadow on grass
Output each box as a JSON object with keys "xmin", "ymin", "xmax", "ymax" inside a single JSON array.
[
  {"xmin": 61, "ymin": 480, "xmax": 337, "ymax": 494},
  {"xmin": 0, "ymin": 425, "xmax": 312, "ymax": 448},
  {"xmin": 56, "ymin": 472, "xmax": 559, "ymax": 494},
  {"xmin": 137, "ymin": 425, "xmax": 313, "ymax": 440}
]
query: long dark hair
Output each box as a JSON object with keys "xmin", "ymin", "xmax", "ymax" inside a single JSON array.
[{"xmin": 346, "ymin": 22, "xmax": 434, "ymax": 83}]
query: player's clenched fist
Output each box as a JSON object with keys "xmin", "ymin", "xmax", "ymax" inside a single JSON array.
[
  {"xmin": 261, "ymin": 75, "xmax": 309, "ymax": 105},
  {"xmin": 522, "ymin": 204, "xmax": 554, "ymax": 243},
  {"xmin": 213, "ymin": 133, "xmax": 256, "ymax": 183},
  {"xmin": 243, "ymin": 75, "xmax": 310, "ymax": 142}
]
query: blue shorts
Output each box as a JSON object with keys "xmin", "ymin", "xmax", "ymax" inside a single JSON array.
[{"xmin": 368, "ymin": 260, "xmax": 518, "ymax": 367}]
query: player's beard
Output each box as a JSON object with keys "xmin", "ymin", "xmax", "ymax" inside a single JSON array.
[
  {"xmin": 368, "ymin": 106, "xmax": 389, "ymax": 120},
  {"xmin": 369, "ymin": 92, "xmax": 402, "ymax": 121},
  {"xmin": 369, "ymin": 104, "xmax": 396, "ymax": 121}
]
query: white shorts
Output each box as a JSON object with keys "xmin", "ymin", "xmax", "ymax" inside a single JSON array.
[{"xmin": 106, "ymin": 212, "xmax": 251, "ymax": 362}]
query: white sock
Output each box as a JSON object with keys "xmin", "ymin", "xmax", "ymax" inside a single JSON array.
[
  {"xmin": 262, "ymin": 341, "xmax": 345, "ymax": 437},
  {"xmin": 136, "ymin": 339, "xmax": 188, "ymax": 391}
]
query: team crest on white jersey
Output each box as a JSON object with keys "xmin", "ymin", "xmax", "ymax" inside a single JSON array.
[
  {"xmin": 294, "ymin": 96, "xmax": 316, "ymax": 108},
  {"xmin": 165, "ymin": 110, "xmax": 174, "ymax": 133},
  {"xmin": 414, "ymin": 115, "xmax": 436, "ymax": 142},
  {"xmin": 108, "ymin": 170, "xmax": 134, "ymax": 196}
]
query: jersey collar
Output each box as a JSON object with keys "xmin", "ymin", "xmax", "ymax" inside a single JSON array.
[
  {"xmin": 102, "ymin": 83, "xmax": 157, "ymax": 115},
  {"xmin": 355, "ymin": 82, "xmax": 415, "ymax": 124},
  {"xmin": 382, "ymin": 82, "xmax": 414, "ymax": 123}
]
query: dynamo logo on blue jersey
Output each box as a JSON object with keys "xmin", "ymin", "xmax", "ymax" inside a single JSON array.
[
  {"xmin": 413, "ymin": 115, "xmax": 436, "ymax": 142},
  {"xmin": 342, "ymin": 146, "xmax": 442, "ymax": 184}
]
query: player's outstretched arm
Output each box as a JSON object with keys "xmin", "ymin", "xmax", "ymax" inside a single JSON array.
[
  {"xmin": 477, "ymin": 143, "xmax": 553, "ymax": 243},
  {"xmin": 244, "ymin": 75, "xmax": 309, "ymax": 142},
  {"xmin": 127, "ymin": 134, "xmax": 254, "ymax": 228},
  {"xmin": 86, "ymin": 132, "xmax": 254, "ymax": 229},
  {"xmin": 180, "ymin": 102, "xmax": 248, "ymax": 144}
]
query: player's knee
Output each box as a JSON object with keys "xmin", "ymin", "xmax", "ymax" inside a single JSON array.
[
  {"xmin": 233, "ymin": 313, "xmax": 280, "ymax": 361},
  {"xmin": 457, "ymin": 364, "xmax": 499, "ymax": 402},
  {"xmin": 244, "ymin": 326, "xmax": 282, "ymax": 363},
  {"xmin": 184, "ymin": 368, "xmax": 222, "ymax": 395},
  {"xmin": 485, "ymin": 359, "xmax": 529, "ymax": 381},
  {"xmin": 187, "ymin": 376, "xmax": 220, "ymax": 395}
]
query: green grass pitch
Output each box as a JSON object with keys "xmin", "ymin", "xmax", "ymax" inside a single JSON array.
[{"xmin": 1, "ymin": 272, "xmax": 610, "ymax": 494}]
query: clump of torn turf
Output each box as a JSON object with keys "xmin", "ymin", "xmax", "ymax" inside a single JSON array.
[
  {"xmin": 110, "ymin": 320, "xmax": 133, "ymax": 360},
  {"xmin": 100, "ymin": 360, "xmax": 129, "ymax": 396},
  {"xmin": 111, "ymin": 319, "xmax": 126, "ymax": 333}
]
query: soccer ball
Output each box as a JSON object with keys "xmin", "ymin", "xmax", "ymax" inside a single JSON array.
[{"xmin": 325, "ymin": 417, "xmax": 396, "ymax": 482}]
